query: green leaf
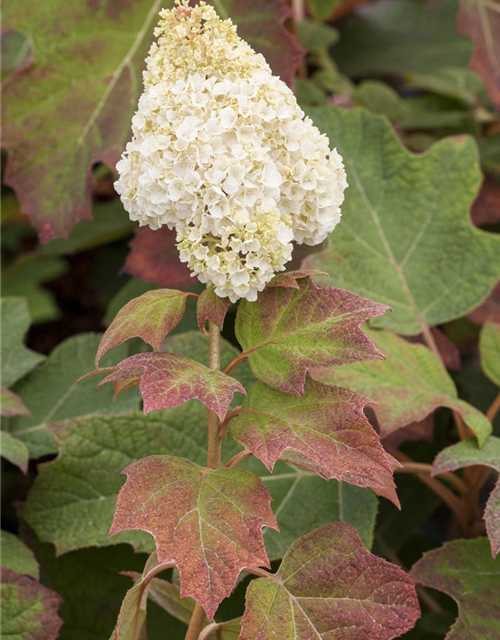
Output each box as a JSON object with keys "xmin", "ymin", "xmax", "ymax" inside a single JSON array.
[
  {"xmin": 298, "ymin": 18, "xmax": 339, "ymax": 50},
  {"xmin": 97, "ymin": 289, "xmax": 193, "ymax": 365},
  {"xmin": 23, "ymin": 413, "xmax": 177, "ymax": 554},
  {"xmin": 1, "ymin": 568, "xmax": 62, "ymax": 640},
  {"xmin": 8, "ymin": 333, "xmax": 140, "ymax": 458},
  {"xmin": 331, "ymin": 0, "xmax": 473, "ymax": 78},
  {"xmin": 230, "ymin": 379, "xmax": 398, "ymax": 504},
  {"xmin": 235, "ymin": 277, "xmax": 387, "ymax": 395},
  {"xmin": 433, "ymin": 437, "xmax": 500, "ymax": 557},
  {"xmin": 0, "ymin": 388, "xmax": 30, "ymax": 418},
  {"xmin": 351, "ymin": 80, "xmax": 405, "ymax": 122},
  {"xmin": 1, "ymin": 297, "xmax": 44, "ymax": 388},
  {"xmin": 480, "ymin": 322, "xmax": 500, "ymax": 387},
  {"xmin": 316, "ymin": 328, "xmax": 492, "ymax": 445},
  {"xmin": 39, "ymin": 200, "xmax": 135, "ymax": 257},
  {"xmin": 0, "ymin": 430, "xmax": 30, "ymax": 473},
  {"xmin": 1, "ymin": 256, "xmax": 68, "ymax": 323},
  {"xmin": 111, "ymin": 455, "xmax": 278, "ymax": 618},
  {"xmin": 1, "ymin": 30, "xmax": 31, "ymax": 82},
  {"xmin": 0, "ymin": 531, "xmax": 39, "ymax": 579},
  {"xmin": 304, "ymin": 107, "xmax": 500, "ymax": 334},
  {"xmin": 411, "ymin": 537, "xmax": 500, "ymax": 639},
  {"xmin": 306, "ymin": 0, "xmax": 340, "ymax": 22},
  {"xmin": 259, "ymin": 464, "xmax": 378, "ymax": 559},
  {"xmin": 408, "ymin": 67, "xmax": 491, "ymax": 108},
  {"xmin": 98, "ymin": 351, "xmax": 245, "ymax": 419},
  {"xmin": 240, "ymin": 523, "xmax": 420, "ymax": 640}
]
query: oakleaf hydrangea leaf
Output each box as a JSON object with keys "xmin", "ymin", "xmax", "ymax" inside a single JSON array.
[
  {"xmin": 304, "ymin": 107, "xmax": 500, "ymax": 335},
  {"xmin": 0, "ymin": 531, "xmax": 39, "ymax": 579},
  {"xmin": 8, "ymin": 333, "xmax": 140, "ymax": 459},
  {"xmin": 411, "ymin": 537, "xmax": 500, "ymax": 639},
  {"xmin": 1, "ymin": 297, "xmax": 44, "ymax": 388},
  {"xmin": 433, "ymin": 437, "xmax": 500, "ymax": 557},
  {"xmin": 0, "ymin": 388, "xmax": 30, "ymax": 418},
  {"xmin": 1, "ymin": 568, "xmax": 62, "ymax": 640},
  {"xmin": 98, "ymin": 352, "xmax": 245, "ymax": 419},
  {"xmin": 480, "ymin": 322, "xmax": 500, "ymax": 387},
  {"xmin": 110, "ymin": 455, "xmax": 278, "ymax": 619},
  {"xmin": 229, "ymin": 379, "xmax": 399, "ymax": 505},
  {"xmin": 96, "ymin": 289, "xmax": 194, "ymax": 365},
  {"xmin": 240, "ymin": 522, "xmax": 420, "ymax": 640},
  {"xmin": 316, "ymin": 328, "xmax": 492, "ymax": 445},
  {"xmin": 197, "ymin": 285, "xmax": 232, "ymax": 334},
  {"xmin": 267, "ymin": 269, "xmax": 327, "ymax": 289},
  {"xmin": 23, "ymin": 413, "xmax": 177, "ymax": 555},
  {"xmin": 235, "ymin": 278, "xmax": 388, "ymax": 395}
]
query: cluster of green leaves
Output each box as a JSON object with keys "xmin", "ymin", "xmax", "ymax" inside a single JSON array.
[{"xmin": 2, "ymin": 1, "xmax": 500, "ymax": 639}]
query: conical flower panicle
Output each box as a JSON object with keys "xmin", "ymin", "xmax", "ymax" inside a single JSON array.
[{"xmin": 115, "ymin": 0, "xmax": 347, "ymax": 302}]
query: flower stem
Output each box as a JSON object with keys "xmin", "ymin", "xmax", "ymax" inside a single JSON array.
[{"xmin": 185, "ymin": 319, "xmax": 223, "ymax": 640}]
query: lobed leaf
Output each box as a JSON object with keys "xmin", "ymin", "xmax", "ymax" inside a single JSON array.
[
  {"xmin": 0, "ymin": 531, "xmax": 39, "ymax": 579},
  {"xmin": 315, "ymin": 328, "xmax": 492, "ymax": 445},
  {"xmin": 0, "ymin": 388, "xmax": 30, "ymax": 418},
  {"xmin": 230, "ymin": 379, "xmax": 399, "ymax": 505},
  {"xmin": 196, "ymin": 285, "xmax": 232, "ymax": 334},
  {"xmin": 411, "ymin": 537, "xmax": 500, "ymax": 639},
  {"xmin": 1, "ymin": 568, "xmax": 63, "ymax": 640},
  {"xmin": 304, "ymin": 107, "xmax": 500, "ymax": 335},
  {"xmin": 480, "ymin": 322, "xmax": 500, "ymax": 387},
  {"xmin": 96, "ymin": 289, "xmax": 193, "ymax": 365},
  {"xmin": 98, "ymin": 351, "xmax": 245, "ymax": 420},
  {"xmin": 240, "ymin": 522, "xmax": 420, "ymax": 640},
  {"xmin": 1, "ymin": 297, "xmax": 44, "ymax": 388},
  {"xmin": 433, "ymin": 437, "xmax": 500, "ymax": 557},
  {"xmin": 8, "ymin": 333, "xmax": 140, "ymax": 459},
  {"xmin": 110, "ymin": 455, "xmax": 278, "ymax": 618},
  {"xmin": 235, "ymin": 277, "xmax": 388, "ymax": 396}
]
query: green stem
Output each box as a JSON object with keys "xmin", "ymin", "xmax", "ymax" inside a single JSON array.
[{"xmin": 184, "ymin": 319, "xmax": 223, "ymax": 640}]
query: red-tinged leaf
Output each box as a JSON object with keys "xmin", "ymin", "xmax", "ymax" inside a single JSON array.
[
  {"xmin": 1, "ymin": 568, "xmax": 63, "ymax": 640},
  {"xmin": 469, "ymin": 281, "xmax": 500, "ymax": 324},
  {"xmin": 197, "ymin": 286, "xmax": 231, "ymax": 334},
  {"xmin": 96, "ymin": 289, "xmax": 194, "ymax": 366},
  {"xmin": 229, "ymin": 379, "xmax": 399, "ymax": 506},
  {"xmin": 215, "ymin": 0, "xmax": 305, "ymax": 87},
  {"xmin": 430, "ymin": 327, "xmax": 461, "ymax": 372},
  {"xmin": 382, "ymin": 416, "xmax": 434, "ymax": 453},
  {"xmin": 471, "ymin": 177, "xmax": 500, "ymax": 227},
  {"xmin": 411, "ymin": 537, "xmax": 500, "ymax": 640},
  {"xmin": 433, "ymin": 437, "xmax": 500, "ymax": 557},
  {"xmin": 240, "ymin": 522, "xmax": 420, "ymax": 640},
  {"xmin": 110, "ymin": 455, "xmax": 278, "ymax": 619},
  {"xmin": 458, "ymin": 0, "xmax": 500, "ymax": 108},
  {"xmin": 123, "ymin": 227, "xmax": 193, "ymax": 289},
  {"xmin": 267, "ymin": 269, "xmax": 327, "ymax": 289},
  {"xmin": 99, "ymin": 352, "xmax": 245, "ymax": 419},
  {"xmin": 0, "ymin": 388, "xmax": 30, "ymax": 418},
  {"xmin": 235, "ymin": 278, "xmax": 388, "ymax": 396}
]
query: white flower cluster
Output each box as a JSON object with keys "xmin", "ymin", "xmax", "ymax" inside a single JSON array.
[{"xmin": 115, "ymin": 0, "xmax": 347, "ymax": 302}]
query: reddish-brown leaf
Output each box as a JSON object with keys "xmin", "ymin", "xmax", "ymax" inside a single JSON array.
[
  {"xmin": 471, "ymin": 177, "xmax": 500, "ymax": 227},
  {"xmin": 468, "ymin": 281, "xmax": 500, "ymax": 324},
  {"xmin": 458, "ymin": 0, "xmax": 500, "ymax": 108},
  {"xmin": 123, "ymin": 227, "xmax": 194, "ymax": 289},
  {"xmin": 110, "ymin": 455, "xmax": 278, "ymax": 619},
  {"xmin": 235, "ymin": 278, "xmax": 388, "ymax": 396},
  {"xmin": 229, "ymin": 379, "xmax": 399, "ymax": 506},
  {"xmin": 240, "ymin": 522, "xmax": 420, "ymax": 640},
  {"xmin": 196, "ymin": 286, "xmax": 232, "ymax": 334},
  {"xmin": 96, "ymin": 288, "xmax": 193, "ymax": 365},
  {"xmin": 99, "ymin": 352, "xmax": 245, "ymax": 419},
  {"xmin": 1, "ymin": 568, "xmax": 63, "ymax": 640}
]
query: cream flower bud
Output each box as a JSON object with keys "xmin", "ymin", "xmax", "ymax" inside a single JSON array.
[{"xmin": 114, "ymin": 0, "xmax": 347, "ymax": 301}]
